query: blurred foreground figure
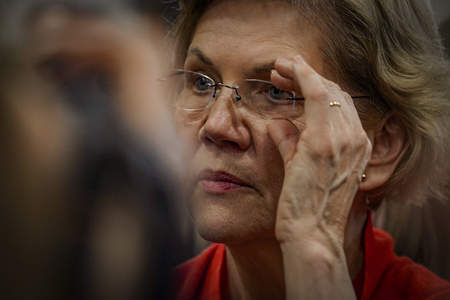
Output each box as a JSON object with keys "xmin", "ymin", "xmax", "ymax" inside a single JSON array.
[{"xmin": 1, "ymin": 1, "xmax": 190, "ymax": 299}]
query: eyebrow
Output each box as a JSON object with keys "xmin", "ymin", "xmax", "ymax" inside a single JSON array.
[
  {"xmin": 186, "ymin": 47, "xmax": 275, "ymax": 79},
  {"xmin": 251, "ymin": 62, "xmax": 275, "ymax": 75},
  {"xmin": 187, "ymin": 47, "xmax": 214, "ymax": 66}
]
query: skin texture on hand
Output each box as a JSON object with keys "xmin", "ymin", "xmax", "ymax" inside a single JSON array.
[{"xmin": 268, "ymin": 55, "xmax": 372, "ymax": 299}]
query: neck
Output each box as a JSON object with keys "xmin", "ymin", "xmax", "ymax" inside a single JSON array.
[
  {"xmin": 225, "ymin": 207, "xmax": 367, "ymax": 300},
  {"xmin": 226, "ymin": 238, "xmax": 285, "ymax": 300},
  {"xmin": 345, "ymin": 195, "xmax": 370, "ymax": 281}
]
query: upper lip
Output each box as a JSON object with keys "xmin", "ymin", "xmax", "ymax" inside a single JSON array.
[{"xmin": 198, "ymin": 169, "xmax": 252, "ymax": 187}]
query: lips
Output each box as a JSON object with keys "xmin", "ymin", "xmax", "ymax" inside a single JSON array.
[{"xmin": 198, "ymin": 170, "xmax": 252, "ymax": 194}]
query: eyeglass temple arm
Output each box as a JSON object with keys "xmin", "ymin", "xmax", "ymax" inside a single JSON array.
[{"xmin": 287, "ymin": 95, "xmax": 371, "ymax": 101}]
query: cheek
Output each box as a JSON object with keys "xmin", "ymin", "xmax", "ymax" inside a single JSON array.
[
  {"xmin": 260, "ymin": 142, "xmax": 285, "ymax": 208},
  {"xmin": 175, "ymin": 113, "xmax": 202, "ymax": 158},
  {"xmin": 251, "ymin": 121, "xmax": 286, "ymax": 208}
]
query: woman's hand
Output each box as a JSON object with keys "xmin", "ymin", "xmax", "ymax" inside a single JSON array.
[{"xmin": 267, "ymin": 55, "xmax": 372, "ymax": 299}]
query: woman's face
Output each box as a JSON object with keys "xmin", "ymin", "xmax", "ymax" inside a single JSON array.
[{"xmin": 177, "ymin": 0, "xmax": 330, "ymax": 244}]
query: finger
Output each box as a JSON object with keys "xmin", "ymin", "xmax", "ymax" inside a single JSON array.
[
  {"xmin": 267, "ymin": 119, "xmax": 300, "ymax": 165},
  {"xmin": 275, "ymin": 55, "xmax": 344, "ymax": 129},
  {"xmin": 322, "ymin": 79, "xmax": 366, "ymax": 133},
  {"xmin": 271, "ymin": 69, "xmax": 296, "ymax": 94},
  {"xmin": 290, "ymin": 55, "xmax": 330, "ymax": 113},
  {"xmin": 272, "ymin": 59, "xmax": 296, "ymax": 83}
]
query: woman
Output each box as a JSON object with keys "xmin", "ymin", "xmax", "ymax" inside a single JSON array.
[{"xmin": 172, "ymin": 0, "xmax": 450, "ymax": 299}]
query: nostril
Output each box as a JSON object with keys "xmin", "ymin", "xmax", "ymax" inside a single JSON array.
[
  {"xmin": 219, "ymin": 140, "xmax": 242, "ymax": 151},
  {"xmin": 204, "ymin": 134, "xmax": 215, "ymax": 145},
  {"xmin": 203, "ymin": 133, "xmax": 242, "ymax": 151},
  {"xmin": 225, "ymin": 140, "xmax": 240, "ymax": 148}
]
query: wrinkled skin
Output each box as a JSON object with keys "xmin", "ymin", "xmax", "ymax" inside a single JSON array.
[{"xmin": 177, "ymin": 1, "xmax": 407, "ymax": 299}]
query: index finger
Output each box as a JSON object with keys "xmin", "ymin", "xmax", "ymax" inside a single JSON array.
[{"xmin": 274, "ymin": 55, "xmax": 334, "ymax": 126}]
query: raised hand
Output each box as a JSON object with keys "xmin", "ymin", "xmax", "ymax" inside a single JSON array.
[{"xmin": 268, "ymin": 55, "xmax": 371, "ymax": 299}]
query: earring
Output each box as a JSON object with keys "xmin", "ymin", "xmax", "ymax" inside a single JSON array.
[{"xmin": 361, "ymin": 173, "xmax": 367, "ymax": 182}]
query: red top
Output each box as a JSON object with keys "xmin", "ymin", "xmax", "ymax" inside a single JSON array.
[{"xmin": 174, "ymin": 215, "xmax": 450, "ymax": 300}]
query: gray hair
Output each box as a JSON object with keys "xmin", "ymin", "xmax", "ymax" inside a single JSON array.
[{"xmin": 172, "ymin": 0, "xmax": 450, "ymax": 206}]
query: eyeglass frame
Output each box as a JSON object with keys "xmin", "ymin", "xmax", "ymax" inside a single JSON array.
[{"xmin": 163, "ymin": 69, "xmax": 384, "ymax": 114}]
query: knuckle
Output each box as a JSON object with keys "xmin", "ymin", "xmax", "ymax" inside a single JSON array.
[
  {"xmin": 339, "ymin": 127, "xmax": 367, "ymax": 151},
  {"xmin": 354, "ymin": 131, "xmax": 371, "ymax": 150},
  {"xmin": 310, "ymin": 137, "xmax": 335, "ymax": 159},
  {"xmin": 340, "ymin": 133, "xmax": 353, "ymax": 151},
  {"xmin": 309, "ymin": 84, "xmax": 328, "ymax": 100},
  {"xmin": 342, "ymin": 92, "xmax": 353, "ymax": 103},
  {"xmin": 326, "ymin": 80, "xmax": 341, "ymax": 91},
  {"xmin": 295, "ymin": 63, "xmax": 314, "ymax": 77},
  {"xmin": 365, "ymin": 137, "xmax": 373, "ymax": 153}
]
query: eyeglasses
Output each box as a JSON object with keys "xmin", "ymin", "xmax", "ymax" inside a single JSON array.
[{"xmin": 165, "ymin": 69, "xmax": 373, "ymax": 119}]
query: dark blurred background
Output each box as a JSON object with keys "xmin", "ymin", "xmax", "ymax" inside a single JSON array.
[{"xmin": 431, "ymin": 0, "xmax": 450, "ymax": 51}]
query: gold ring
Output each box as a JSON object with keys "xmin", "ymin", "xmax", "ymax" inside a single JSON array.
[{"xmin": 329, "ymin": 101, "xmax": 341, "ymax": 107}]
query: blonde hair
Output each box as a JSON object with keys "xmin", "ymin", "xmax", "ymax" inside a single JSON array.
[{"xmin": 172, "ymin": 0, "xmax": 450, "ymax": 206}]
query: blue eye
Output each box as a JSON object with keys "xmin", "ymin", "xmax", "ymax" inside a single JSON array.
[
  {"xmin": 267, "ymin": 86, "xmax": 294, "ymax": 102},
  {"xmin": 194, "ymin": 76, "xmax": 213, "ymax": 92}
]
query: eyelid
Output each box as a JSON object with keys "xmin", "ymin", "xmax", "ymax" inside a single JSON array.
[
  {"xmin": 246, "ymin": 79, "xmax": 290, "ymax": 92},
  {"xmin": 184, "ymin": 60, "xmax": 221, "ymax": 82},
  {"xmin": 179, "ymin": 69, "xmax": 216, "ymax": 85},
  {"xmin": 192, "ymin": 70, "xmax": 218, "ymax": 84}
]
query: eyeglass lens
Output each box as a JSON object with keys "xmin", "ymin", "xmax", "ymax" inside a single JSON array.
[{"xmin": 173, "ymin": 70, "xmax": 304, "ymax": 118}]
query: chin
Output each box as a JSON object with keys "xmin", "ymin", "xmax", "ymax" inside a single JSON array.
[{"xmin": 189, "ymin": 188, "xmax": 276, "ymax": 245}]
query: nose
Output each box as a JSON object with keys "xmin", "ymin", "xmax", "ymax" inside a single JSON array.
[
  {"xmin": 199, "ymin": 88, "xmax": 251, "ymax": 151},
  {"xmin": 214, "ymin": 83, "xmax": 242, "ymax": 102}
]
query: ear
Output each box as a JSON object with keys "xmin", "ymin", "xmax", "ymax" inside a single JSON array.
[{"xmin": 359, "ymin": 114, "xmax": 408, "ymax": 191}]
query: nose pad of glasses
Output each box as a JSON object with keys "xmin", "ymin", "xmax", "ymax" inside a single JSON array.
[
  {"xmin": 233, "ymin": 87, "xmax": 242, "ymax": 102},
  {"xmin": 212, "ymin": 84, "xmax": 242, "ymax": 102}
]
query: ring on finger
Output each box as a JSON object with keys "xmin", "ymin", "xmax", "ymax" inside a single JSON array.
[{"xmin": 329, "ymin": 101, "xmax": 341, "ymax": 107}]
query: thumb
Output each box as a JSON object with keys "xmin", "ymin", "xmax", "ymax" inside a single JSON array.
[{"xmin": 267, "ymin": 119, "xmax": 300, "ymax": 165}]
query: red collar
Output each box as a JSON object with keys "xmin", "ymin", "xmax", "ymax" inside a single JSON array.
[
  {"xmin": 353, "ymin": 212, "xmax": 394, "ymax": 299},
  {"xmin": 360, "ymin": 212, "xmax": 393, "ymax": 298},
  {"xmin": 174, "ymin": 212, "xmax": 450, "ymax": 300}
]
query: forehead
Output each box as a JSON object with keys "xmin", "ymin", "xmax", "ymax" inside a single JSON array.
[{"xmin": 188, "ymin": 0, "xmax": 325, "ymax": 75}]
